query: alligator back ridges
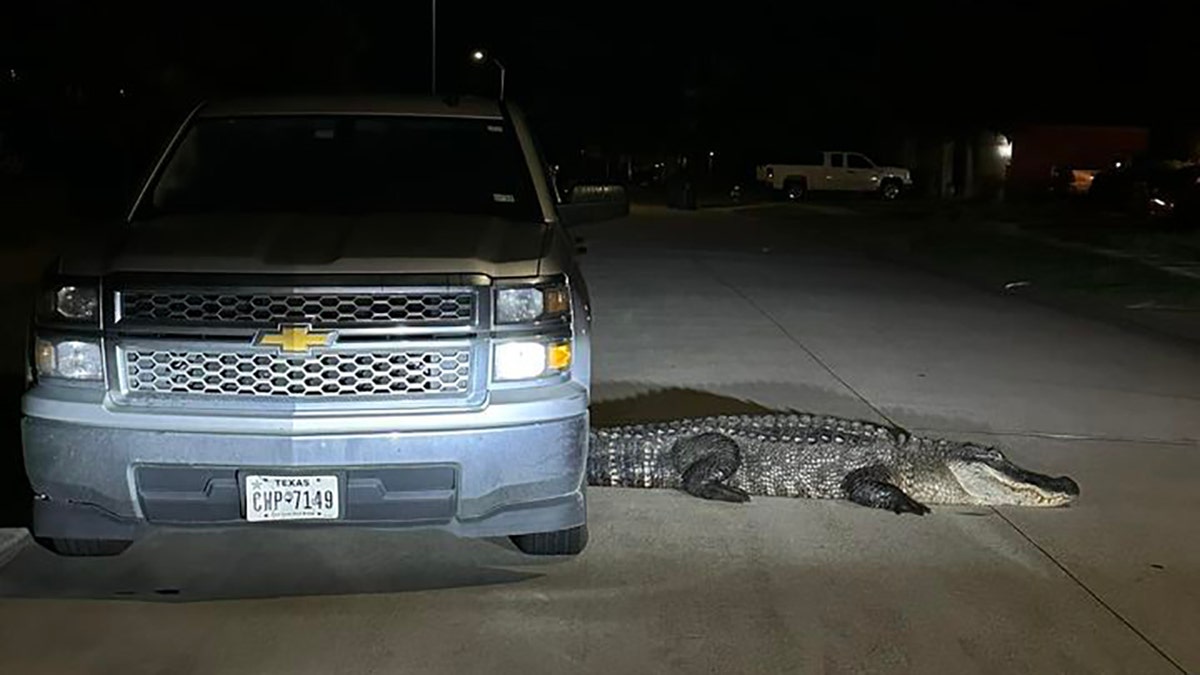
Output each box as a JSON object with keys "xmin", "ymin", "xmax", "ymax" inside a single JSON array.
[{"xmin": 587, "ymin": 413, "xmax": 909, "ymax": 497}]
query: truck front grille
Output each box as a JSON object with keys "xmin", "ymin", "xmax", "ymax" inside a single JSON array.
[
  {"xmin": 119, "ymin": 290, "xmax": 474, "ymax": 327},
  {"xmin": 120, "ymin": 347, "xmax": 473, "ymax": 398}
]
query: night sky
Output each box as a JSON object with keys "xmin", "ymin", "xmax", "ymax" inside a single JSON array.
[{"xmin": 1, "ymin": 2, "xmax": 1194, "ymax": 169}]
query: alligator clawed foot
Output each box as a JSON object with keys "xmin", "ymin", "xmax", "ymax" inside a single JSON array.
[
  {"xmin": 892, "ymin": 497, "xmax": 931, "ymax": 516},
  {"xmin": 725, "ymin": 484, "xmax": 751, "ymax": 502},
  {"xmin": 695, "ymin": 483, "xmax": 752, "ymax": 503},
  {"xmin": 842, "ymin": 465, "xmax": 931, "ymax": 515}
]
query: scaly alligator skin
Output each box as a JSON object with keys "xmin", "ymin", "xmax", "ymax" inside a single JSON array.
[{"xmin": 587, "ymin": 414, "xmax": 1080, "ymax": 514}]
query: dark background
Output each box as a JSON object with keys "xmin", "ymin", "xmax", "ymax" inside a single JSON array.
[{"xmin": 2, "ymin": 1, "xmax": 1196, "ymax": 207}]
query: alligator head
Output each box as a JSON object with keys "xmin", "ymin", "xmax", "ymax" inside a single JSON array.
[{"xmin": 945, "ymin": 443, "xmax": 1080, "ymax": 507}]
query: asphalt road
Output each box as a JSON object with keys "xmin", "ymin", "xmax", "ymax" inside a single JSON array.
[{"xmin": 1, "ymin": 205, "xmax": 1198, "ymax": 674}]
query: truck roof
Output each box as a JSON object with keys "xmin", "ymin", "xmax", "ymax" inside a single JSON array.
[{"xmin": 198, "ymin": 95, "xmax": 504, "ymax": 119}]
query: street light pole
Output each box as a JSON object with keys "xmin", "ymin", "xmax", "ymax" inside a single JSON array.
[{"xmin": 470, "ymin": 50, "xmax": 507, "ymax": 100}]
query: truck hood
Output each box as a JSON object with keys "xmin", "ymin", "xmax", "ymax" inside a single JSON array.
[{"xmin": 64, "ymin": 213, "xmax": 552, "ymax": 278}]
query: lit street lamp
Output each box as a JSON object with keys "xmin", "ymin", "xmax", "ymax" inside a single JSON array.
[{"xmin": 470, "ymin": 49, "xmax": 506, "ymax": 101}]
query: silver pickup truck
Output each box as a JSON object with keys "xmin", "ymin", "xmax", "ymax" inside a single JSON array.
[{"xmin": 22, "ymin": 96, "xmax": 626, "ymax": 557}]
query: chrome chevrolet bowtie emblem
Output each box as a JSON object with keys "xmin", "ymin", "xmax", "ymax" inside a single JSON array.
[{"xmin": 255, "ymin": 325, "xmax": 335, "ymax": 353}]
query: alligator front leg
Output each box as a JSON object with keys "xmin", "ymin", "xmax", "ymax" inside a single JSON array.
[
  {"xmin": 841, "ymin": 465, "xmax": 930, "ymax": 515},
  {"xmin": 673, "ymin": 433, "xmax": 750, "ymax": 503}
]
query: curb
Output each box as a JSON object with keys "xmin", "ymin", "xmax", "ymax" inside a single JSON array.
[{"xmin": 0, "ymin": 528, "xmax": 30, "ymax": 568}]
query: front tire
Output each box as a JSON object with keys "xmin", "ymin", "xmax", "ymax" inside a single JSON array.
[
  {"xmin": 785, "ymin": 180, "xmax": 807, "ymax": 201},
  {"xmin": 510, "ymin": 524, "xmax": 588, "ymax": 556},
  {"xmin": 36, "ymin": 538, "xmax": 132, "ymax": 557},
  {"xmin": 880, "ymin": 180, "xmax": 902, "ymax": 200}
]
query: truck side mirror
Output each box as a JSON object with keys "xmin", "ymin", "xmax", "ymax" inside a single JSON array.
[{"xmin": 558, "ymin": 184, "xmax": 629, "ymax": 226}]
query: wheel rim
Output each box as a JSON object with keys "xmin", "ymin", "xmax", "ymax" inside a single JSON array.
[
  {"xmin": 883, "ymin": 184, "xmax": 900, "ymax": 200},
  {"xmin": 788, "ymin": 185, "xmax": 803, "ymax": 200}
]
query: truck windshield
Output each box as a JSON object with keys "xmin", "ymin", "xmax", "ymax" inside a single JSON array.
[{"xmin": 145, "ymin": 115, "xmax": 542, "ymax": 221}]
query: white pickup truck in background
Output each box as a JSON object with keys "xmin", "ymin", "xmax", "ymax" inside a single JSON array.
[{"xmin": 756, "ymin": 151, "xmax": 913, "ymax": 200}]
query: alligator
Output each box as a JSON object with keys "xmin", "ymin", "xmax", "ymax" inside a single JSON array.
[{"xmin": 587, "ymin": 413, "xmax": 1079, "ymax": 514}]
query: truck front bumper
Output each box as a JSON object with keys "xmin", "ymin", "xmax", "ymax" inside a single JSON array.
[{"xmin": 21, "ymin": 390, "xmax": 588, "ymax": 543}]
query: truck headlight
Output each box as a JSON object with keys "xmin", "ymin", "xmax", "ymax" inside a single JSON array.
[
  {"xmin": 35, "ymin": 337, "xmax": 103, "ymax": 381},
  {"xmin": 495, "ymin": 283, "xmax": 569, "ymax": 324},
  {"xmin": 56, "ymin": 286, "xmax": 99, "ymax": 320},
  {"xmin": 38, "ymin": 283, "xmax": 99, "ymax": 322},
  {"xmin": 494, "ymin": 340, "xmax": 571, "ymax": 381}
]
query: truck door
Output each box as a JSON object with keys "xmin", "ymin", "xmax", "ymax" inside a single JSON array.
[
  {"xmin": 823, "ymin": 152, "xmax": 847, "ymax": 190},
  {"xmin": 844, "ymin": 153, "xmax": 880, "ymax": 192}
]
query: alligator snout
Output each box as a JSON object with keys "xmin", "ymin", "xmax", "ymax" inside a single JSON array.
[
  {"xmin": 1048, "ymin": 475, "xmax": 1080, "ymax": 497},
  {"xmin": 1024, "ymin": 472, "xmax": 1080, "ymax": 498}
]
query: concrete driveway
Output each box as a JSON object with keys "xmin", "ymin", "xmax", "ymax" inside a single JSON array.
[{"xmin": 1, "ymin": 205, "xmax": 1197, "ymax": 674}]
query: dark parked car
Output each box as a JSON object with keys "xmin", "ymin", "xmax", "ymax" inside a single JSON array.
[{"xmin": 1088, "ymin": 160, "xmax": 1200, "ymax": 225}]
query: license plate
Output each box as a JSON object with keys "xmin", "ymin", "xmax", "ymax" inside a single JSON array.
[{"xmin": 244, "ymin": 475, "xmax": 339, "ymax": 522}]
